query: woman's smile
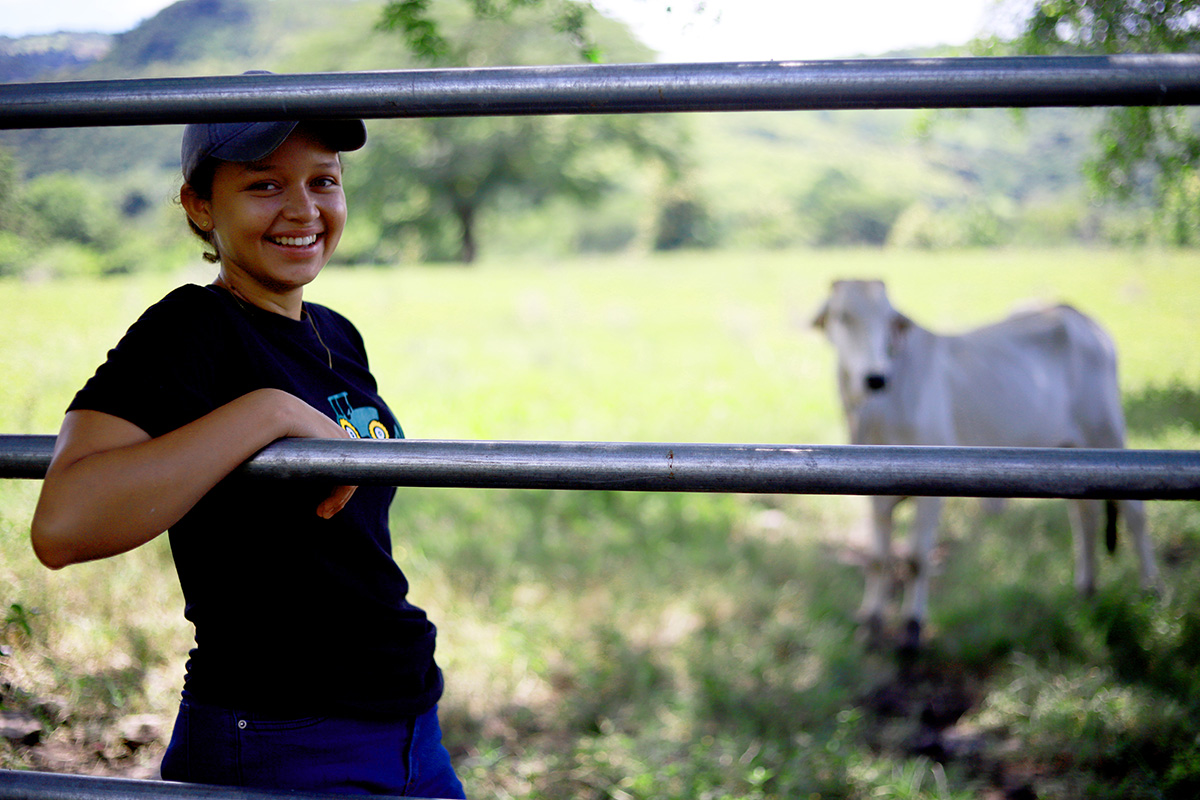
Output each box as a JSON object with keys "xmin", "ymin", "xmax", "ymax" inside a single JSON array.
[
  {"xmin": 183, "ymin": 129, "xmax": 347, "ymax": 318},
  {"xmin": 270, "ymin": 233, "xmax": 321, "ymax": 248}
]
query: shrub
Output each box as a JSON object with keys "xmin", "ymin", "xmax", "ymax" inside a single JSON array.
[
  {"xmin": 797, "ymin": 168, "xmax": 907, "ymax": 247},
  {"xmin": 0, "ymin": 231, "xmax": 30, "ymax": 278},
  {"xmin": 654, "ymin": 186, "xmax": 716, "ymax": 251},
  {"xmin": 23, "ymin": 173, "xmax": 122, "ymax": 253}
]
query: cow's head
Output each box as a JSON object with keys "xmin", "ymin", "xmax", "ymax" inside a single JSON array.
[{"xmin": 812, "ymin": 279, "xmax": 911, "ymax": 406}]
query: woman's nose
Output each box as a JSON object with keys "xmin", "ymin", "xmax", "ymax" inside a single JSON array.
[{"xmin": 282, "ymin": 188, "xmax": 319, "ymax": 220}]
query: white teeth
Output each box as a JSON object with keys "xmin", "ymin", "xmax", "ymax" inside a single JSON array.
[{"xmin": 273, "ymin": 235, "xmax": 318, "ymax": 247}]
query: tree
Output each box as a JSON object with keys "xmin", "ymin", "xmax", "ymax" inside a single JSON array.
[
  {"xmin": 370, "ymin": 0, "xmax": 684, "ymax": 263},
  {"xmin": 797, "ymin": 168, "xmax": 907, "ymax": 247},
  {"xmin": 983, "ymin": 0, "xmax": 1200, "ymax": 243},
  {"xmin": 0, "ymin": 146, "xmax": 26, "ymax": 277},
  {"xmin": 0, "ymin": 146, "xmax": 18, "ymax": 234},
  {"xmin": 23, "ymin": 173, "xmax": 122, "ymax": 252},
  {"xmin": 379, "ymin": 0, "xmax": 603, "ymax": 63}
]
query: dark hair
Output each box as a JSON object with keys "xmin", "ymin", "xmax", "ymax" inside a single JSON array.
[{"xmin": 183, "ymin": 157, "xmax": 221, "ymax": 264}]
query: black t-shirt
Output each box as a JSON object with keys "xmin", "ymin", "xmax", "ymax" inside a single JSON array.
[{"xmin": 69, "ymin": 284, "xmax": 442, "ymax": 719}]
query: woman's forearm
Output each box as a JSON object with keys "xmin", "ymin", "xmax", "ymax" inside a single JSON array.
[{"xmin": 31, "ymin": 389, "xmax": 334, "ymax": 569}]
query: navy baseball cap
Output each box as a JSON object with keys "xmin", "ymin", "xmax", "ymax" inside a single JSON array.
[{"xmin": 181, "ymin": 74, "xmax": 366, "ymax": 183}]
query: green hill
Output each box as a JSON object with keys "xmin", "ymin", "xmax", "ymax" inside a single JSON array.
[
  {"xmin": 0, "ymin": 0, "xmax": 401, "ymax": 179},
  {"xmin": 0, "ymin": 0, "xmax": 1119, "ymax": 270},
  {"xmin": 0, "ymin": 32, "xmax": 112, "ymax": 83}
]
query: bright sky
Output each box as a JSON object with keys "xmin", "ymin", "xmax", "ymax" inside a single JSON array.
[{"xmin": 0, "ymin": 0, "xmax": 1005, "ymax": 60}]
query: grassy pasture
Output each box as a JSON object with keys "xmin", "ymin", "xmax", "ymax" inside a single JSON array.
[{"xmin": 2, "ymin": 246, "xmax": 1199, "ymax": 797}]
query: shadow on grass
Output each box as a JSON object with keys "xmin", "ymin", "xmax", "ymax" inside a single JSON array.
[
  {"xmin": 423, "ymin": 486, "xmax": 1200, "ymax": 798},
  {"xmin": 1125, "ymin": 380, "xmax": 1200, "ymax": 437},
  {"xmin": 859, "ymin": 494, "xmax": 1200, "ymax": 796}
]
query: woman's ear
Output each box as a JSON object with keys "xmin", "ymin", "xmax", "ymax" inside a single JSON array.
[{"xmin": 180, "ymin": 183, "xmax": 213, "ymax": 232}]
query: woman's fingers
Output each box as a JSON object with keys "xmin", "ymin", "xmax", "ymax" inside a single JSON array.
[
  {"xmin": 317, "ymin": 483, "xmax": 358, "ymax": 519},
  {"xmin": 311, "ymin": 409, "xmax": 357, "ymax": 518},
  {"xmin": 268, "ymin": 391, "xmax": 361, "ymax": 518}
]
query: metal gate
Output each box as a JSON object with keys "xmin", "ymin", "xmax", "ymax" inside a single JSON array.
[
  {"xmin": 2, "ymin": 56, "xmax": 1199, "ymax": 496},
  {"xmin": 1, "ymin": 54, "xmax": 1199, "ymax": 799}
]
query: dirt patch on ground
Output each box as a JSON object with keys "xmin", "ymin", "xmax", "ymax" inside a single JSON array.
[
  {"xmin": 856, "ymin": 653, "xmax": 1044, "ymax": 799},
  {"xmin": 0, "ymin": 679, "xmax": 165, "ymax": 780}
]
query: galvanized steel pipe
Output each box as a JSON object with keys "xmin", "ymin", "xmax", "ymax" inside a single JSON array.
[
  {"xmin": 0, "ymin": 769, "xmax": 415, "ymax": 800},
  {"xmin": 2, "ymin": 435, "xmax": 1196, "ymax": 499},
  {"xmin": 3, "ymin": 55, "xmax": 1200, "ymax": 129},
  {"xmin": 3, "ymin": 57, "xmax": 1199, "ymax": 503}
]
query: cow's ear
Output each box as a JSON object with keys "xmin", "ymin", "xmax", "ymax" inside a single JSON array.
[
  {"xmin": 812, "ymin": 299, "xmax": 830, "ymax": 330},
  {"xmin": 887, "ymin": 312, "xmax": 912, "ymax": 356}
]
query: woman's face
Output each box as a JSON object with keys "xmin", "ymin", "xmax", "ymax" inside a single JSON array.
[{"xmin": 185, "ymin": 129, "xmax": 347, "ymax": 314}]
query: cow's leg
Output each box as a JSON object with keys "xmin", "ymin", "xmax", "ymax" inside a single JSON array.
[
  {"xmin": 1068, "ymin": 498, "xmax": 1101, "ymax": 596},
  {"xmin": 980, "ymin": 497, "xmax": 1008, "ymax": 516},
  {"xmin": 858, "ymin": 495, "xmax": 897, "ymax": 646},
  {"xmin": 899, "ymin": 495, "xmax": 942, "ymax": 651},
  {"xmin": 1119, "ymin": 498, "xmax": 1161, "ymax": 593}
]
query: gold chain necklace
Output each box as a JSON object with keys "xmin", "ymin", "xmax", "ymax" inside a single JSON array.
[
  {"xmin": 304, "ymin": 306, "xmax": 334, "ymax": 370},
  {"xmin": 215, "ymin": 279, "xmax": 333, "ymax": 369}
]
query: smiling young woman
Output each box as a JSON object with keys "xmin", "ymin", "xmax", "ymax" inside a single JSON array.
[
  {"xmin": 181, "ymin": 129, "xmax": 348, "ymax": 319},
  {"xmin": 30, "ymin": 109, "xmax": 465, "ymax": 797}
]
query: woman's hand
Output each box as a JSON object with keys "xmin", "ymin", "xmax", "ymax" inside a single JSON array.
[{"xmin": 268, "ymin": 390, "xmax": 359, "ymax": 518}]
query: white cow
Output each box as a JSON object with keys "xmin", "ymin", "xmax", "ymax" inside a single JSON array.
[{"xmin": 812, "ymin": 279, "xmax": 1159, "ymax": 650}]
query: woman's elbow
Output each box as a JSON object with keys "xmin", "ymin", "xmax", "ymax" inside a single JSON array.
[{"xmin": 30, "ymin": 512, "xmax": 81, "ymax": 570}]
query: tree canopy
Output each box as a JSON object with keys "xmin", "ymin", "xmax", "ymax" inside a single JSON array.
[
  {"xmin": 370, "ymin": 0, "xmax": 684, "ymax": 262},
  {"xmin": 378, "ymin": 0, "xmax": 603, "ymax": 64},
  {"xmin": 984, "ymin": 0, "xmax": 1200, "ymax": 243},
  {"xmin": 0, "ymin": 146, "xmax": 18, "ymax": 234},
  {"xmin": 1003, "ymin": 0, "xmax": 1200, "ymax": 55}
]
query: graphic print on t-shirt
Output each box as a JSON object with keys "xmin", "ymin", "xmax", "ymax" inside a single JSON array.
[{"xmin": 328, "ymin": 391, "xmax": 393, "ymax": 439}]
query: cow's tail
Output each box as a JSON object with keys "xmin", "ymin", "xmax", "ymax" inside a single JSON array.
[{"xmin": 1105, "ymin": 499, "xmax": 1119, "ymax": 555}]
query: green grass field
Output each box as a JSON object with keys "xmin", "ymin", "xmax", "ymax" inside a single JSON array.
[{"xmin": 2, "ymin": 246, "xmax": 1199, "ymax": 797}]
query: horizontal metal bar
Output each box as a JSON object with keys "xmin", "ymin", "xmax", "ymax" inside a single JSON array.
[
  {"xmin": 0, "ymin": 769, "xmax": 431, "ymax": 800},
  {"xmin": 3, "ymin": 55, "xmax": 1199, "ymax": 130},
  {"xmin": 2, "ymin": 435, "xmax": 1196, "ymax": 499}
]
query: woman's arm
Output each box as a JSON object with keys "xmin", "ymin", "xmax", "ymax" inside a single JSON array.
[{"xmin": 31, "ymin": 388, "xmax": 354, "ymax": 570}]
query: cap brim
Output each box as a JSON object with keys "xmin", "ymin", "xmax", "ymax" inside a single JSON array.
[
  {"xmin": 182, "ymin": 119, "xmax": 367, "ymax": 183},
  {"xmin": 208, "ymin": 120, "xmax": 367, "ymax": 162},
  {"xmin": 307, "ymin": 119, "xmax": 368, "ymax": 153}
]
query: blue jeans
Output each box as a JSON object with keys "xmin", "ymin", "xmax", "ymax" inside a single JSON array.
[{"xmin": 160, "ymin": 693, "xmax": 465, "ymax": 798}]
